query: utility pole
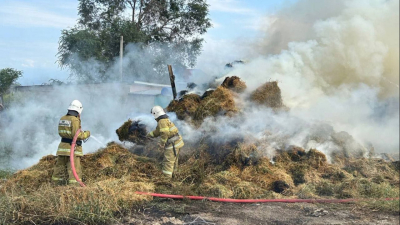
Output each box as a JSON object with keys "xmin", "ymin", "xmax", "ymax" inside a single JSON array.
[
  {"xmin": 120, "ymin": 36, "xmax": 123, "ymax": 82},
  {"xmin": 167, "ymin": 65, "xmax": 177, "ymax": 100}
]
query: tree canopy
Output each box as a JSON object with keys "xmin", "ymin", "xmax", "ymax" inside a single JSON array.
[
  {"xmin": 0, "ymin": 68, "xmax": 22, "ymax": 96},
  {"xmin": 58, "ymin": 0, "xmax": 211, "ymax": 83}
]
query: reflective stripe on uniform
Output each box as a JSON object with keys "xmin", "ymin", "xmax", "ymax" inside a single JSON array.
[
  {"xmin": 165, "ymin": 140, "xmax": 184, "ymax": 149},
  {"xmin": 161, "ymin": 138, "xmax": 168, "ymax": 143},
  {"xmin": 149, "ymin": 131, "xmax": 154, "ymax": 137},
  {"xmin": 162, "ymin": 170, "xmax": 173, "ymax": 175},
  {"xmin": 59, "ymin": 130, "xmax": 72, "ymax": 134},
  {"xmin": 169, "ymin": 126, "xmax": 178, "ymax": 132},
  {"xmin": 52, "ymin": 177, "xmax": 63, "ymax": 181},
  {"xmin": 57, "ymin": 148, "xmax": 71, "ymax": 153},
  {"xmin": 59, "ymin": 120, "xmax": 71, "ymax": 127},
  {"xmin": 160, "ymin": 127, "xmax": 169, "ymax": 132},
  {"xmin": 57, "ymin": 148, "xmax": 83, "ymax": 156},
  {"xmin": 68, "ymin": 179, "xmax": 78, "ymax": 183}
]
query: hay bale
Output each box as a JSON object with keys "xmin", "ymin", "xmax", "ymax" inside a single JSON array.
[
  {"xmin": 194, "ymin": 86, "xmax": 237, "ymax": 122},
  {"xmin": 115, "ymin": 120, "xmax": 148, "ymax": 144},
  {"xmin": 250, "ymin": 81, "xmax": 283, "ymax": 108},
  {"xmin": 167, "ymin": 94, "xmax": 202, "ymax": 120},
  {"xmin": 221, "ymin": 76, "xmax": 247, "ymax": 93}
]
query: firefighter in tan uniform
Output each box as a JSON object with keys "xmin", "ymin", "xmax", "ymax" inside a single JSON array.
[
  {"xmin": 147, "ymin": 106, "xmax": 184, "ymax": 178},
  {"xmin": 52, "ymin": 100, "xmax": 90, "ymax": 185}
]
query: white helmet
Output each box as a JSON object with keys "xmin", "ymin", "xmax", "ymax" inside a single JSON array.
[
  {"xmin": 68, "ymin": 100, "xmax": 83, "ymax": 115},
  {"xmin": 151, "ymin": 105, "xmax": 165, "ymax": 119}
]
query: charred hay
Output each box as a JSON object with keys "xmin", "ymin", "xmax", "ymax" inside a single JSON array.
[
  {"xmin": 221, "ymin": 76, "xmax": 247, "ymax": 93},
  {"xmin": 115, "ymin": 119, "xmax": 148, "ymax": 145}
]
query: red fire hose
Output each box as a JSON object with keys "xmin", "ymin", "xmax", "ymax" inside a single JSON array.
[
  {"xmin": 135, "ymin": 192, "xmax": 399, "ymax": 203},
  {"xmin": 70, "ymin": 128, "xmax": 86, "ymax": 187}
]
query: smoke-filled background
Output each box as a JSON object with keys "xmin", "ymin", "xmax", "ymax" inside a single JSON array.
[{"xmin": 0, "ymin": 0, "xmax": 398, "ymax": 170}]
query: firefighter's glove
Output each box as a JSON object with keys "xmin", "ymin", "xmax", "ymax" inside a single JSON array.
[
  {"xmin": 84, "ymin": 130, "xmax": 91, "ymax": 138},
  {"xmin": 82, "ymin": 131, "xmax": 90, "ymax": 143}
]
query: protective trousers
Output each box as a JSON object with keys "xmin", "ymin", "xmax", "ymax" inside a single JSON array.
[
  {"xmin": 52, "ymin": 155, "xmax": 82, "ymax": 185},
  {"xmin": 162, "ymin": 147, "xmax": 180, "ymax": 178}
]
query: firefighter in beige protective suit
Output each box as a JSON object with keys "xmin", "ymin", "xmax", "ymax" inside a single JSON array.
[
  {"xmin": 52, "ymin": 100, "xmax": 90, "ymax": 185},
  {"xmin": 147, "ymin": 106, "xmax": 184, "ymax": 178}
]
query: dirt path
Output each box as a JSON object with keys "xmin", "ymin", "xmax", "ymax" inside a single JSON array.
[{"xmin": 119, "ymin": 199, "xmax": 399, "ymax": 225}]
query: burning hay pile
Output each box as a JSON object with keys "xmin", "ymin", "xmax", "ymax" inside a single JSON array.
[
  {"xmin": 167, "ymin": 76, "xmax": 242, "ymax": 124},
  {"xmin": 193, "ymin": 86, "xmax": 237, "ymax": 122},
  {"xmin": 116, "ymin": 119, "xmax": 148, "ymax": 145},
  {"xmin": 167, "ymin": 78, "xmax": 284, "ymax": 126},
  {"xmin": 1, "ymin": 75, "xmax": 399, "ymax": 224},
  {"xmin": 0, "ymin": 143, "xmax": 157, "ymax": 224},
  {"xmin": 1, "ymin": 141, "xmax": 399, "ymax": 224},
  {"xmin": 167, "ymin": 94, "xmax": 202, "ymax": 120},
  {"xmin": 250, "ymin": 81, "xmax": 284, "ymax": 108},
  {"xmin": 221, "ymin": 76, "xmax": 247, "ymax": 93}
]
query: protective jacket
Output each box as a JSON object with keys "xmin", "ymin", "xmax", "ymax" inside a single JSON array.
[
  {"xmin": 148, "ymin": 115, "xmax": 184, "ymax": 150},
  {"xmin": 56, "ymin": 110, "xmax": 90, "ymax": 156}
]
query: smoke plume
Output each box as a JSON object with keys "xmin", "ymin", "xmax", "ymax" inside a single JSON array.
[{"xmin": 0, "ymin": 0, "xmax": 398, "ymax": 170}]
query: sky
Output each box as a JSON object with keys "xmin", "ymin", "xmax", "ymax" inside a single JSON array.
[{"xmin": 0, "ymin": 0, "xmax": 294, "ymax": 85}]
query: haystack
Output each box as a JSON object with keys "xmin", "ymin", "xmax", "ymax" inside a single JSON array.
[
  {"xmin": 221, "ymin": 76, "xmax": 247, "ymax": 93},
  {"xmin": 273, "ymin": 147, "xmax": 328, "ymax": 186},
  {"xmin": 167, "ymin": 94, "xmax": 201, "ymax": 120},
  {"xmin": 201, "ymin": 89, "xmax": 215, "ymax": 99},
  {"xmin": 194, "ymin": 86, "xmax": 237, "ymax": 122},
  {"xmin": 2, "ymin": 130, "xmax": 399, "ymax": 224},
  {"xmin": 1, "ymin": 143, "xmax": 161, "ymax": 193},
  {"xmin": 115, "ymin": 119, "xmax": 148, "ymax": 144},
  {"xmin": 224, "ymin": 143, "xmax": 260, "ymax": 169},
  {"xmin": 250, "ymin": 81, "xmax": 284, "ymax": 108}
]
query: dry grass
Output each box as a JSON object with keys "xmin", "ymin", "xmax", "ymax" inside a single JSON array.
[
  {"xmin": 1, "ymin": 142, "xmax": 398, "ymax": 223},
  {"xmin": 2, "ymin": 77, "xmax": 399, "ymax": 223},
  {"xmin": 0, "ymin": 143, "xmax": 162, "ymax": 224},
  {"xmin": 194, "ymin": 86, "xmax": 237, "ymax": 122},
  {"xmin": 0, "ymin": 180, "xmax": 153, "ymax": 224},
  {"xmin": 250, "ymin": 81, "xmax": 284, "ymax": 108},
  {"xmin": 167, "ymin": 94, "xmax": 202, "ymax": 121}
]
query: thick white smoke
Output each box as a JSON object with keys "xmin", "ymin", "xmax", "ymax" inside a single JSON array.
[
  {"xmin": 1, "ymin": 0, "xmax": 398, "ymax": 170},
  {"xmin": 0, "ymin": 84, "xmax": 143, "ymax": 169},
  {"xmin": 194, "ymin": 0, "xmax": 399, "ymax": 156},
  {"xmin": 0, "ymin": 38, "xmax": 202, "ymax": 170}
]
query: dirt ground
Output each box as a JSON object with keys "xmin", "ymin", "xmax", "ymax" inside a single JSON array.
[{"xmin": 118, "ymin": 199, "xmax": 399, "ymax": 225}]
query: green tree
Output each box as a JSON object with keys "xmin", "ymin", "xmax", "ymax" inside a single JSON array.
[
  {"xmin": 58, "ymin": 0, "xmax": 211, "ymax": 83},
  {"xmin": 0, "ymin": 68, "xmax": 22, "ymax": 105}
]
